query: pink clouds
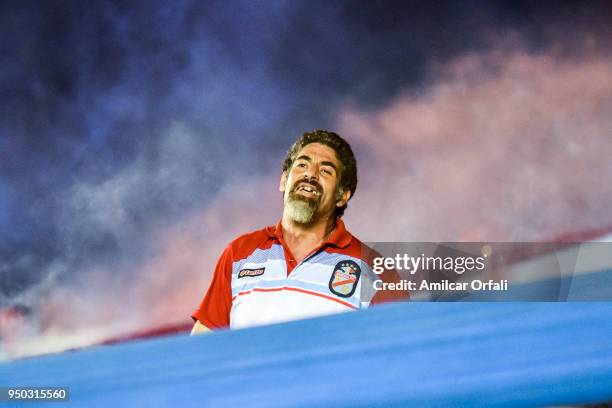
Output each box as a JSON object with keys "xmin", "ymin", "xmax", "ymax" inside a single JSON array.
[
  {"xmin": 4, "ymin": 177, "xmax": 282, "ymax": 359},
  {"xmin": 340, "ymin": 51, "xmax": 612, "ymax": 241}
]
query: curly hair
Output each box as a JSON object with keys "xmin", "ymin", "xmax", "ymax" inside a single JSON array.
[{"xmin": 282, "ymin": 130, "xmax": 357, "ymax": 218}]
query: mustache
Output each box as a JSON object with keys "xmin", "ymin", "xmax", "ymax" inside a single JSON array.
[{"xmin": 291, "ymin": 179, "xmax": 323, "ymax": 194}]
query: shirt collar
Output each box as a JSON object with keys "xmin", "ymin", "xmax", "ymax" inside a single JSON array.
[{"xmin": 266, "ymin": 218, "xmax": 352, "ymax": 248}]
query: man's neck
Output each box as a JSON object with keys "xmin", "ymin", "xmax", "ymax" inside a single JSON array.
[{"xmin": 281, "ymin": 214, "xmax": 336, "ymax": 262}]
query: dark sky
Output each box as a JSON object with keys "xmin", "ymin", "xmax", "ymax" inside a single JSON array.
[{"xmin": 1, "ymin": 0, "xmax": 612, "ymax": 355}]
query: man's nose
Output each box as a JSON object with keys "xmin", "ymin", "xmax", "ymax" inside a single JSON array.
[{"xmin": 304, "ymin": 163, "xmax": 319, "ymax": 179}]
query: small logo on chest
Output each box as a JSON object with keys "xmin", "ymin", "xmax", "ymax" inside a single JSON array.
[
  {"xmin": 329, "ymin": 260, "xmax": 361, "ymax": 298},
  {"xmin": 238, "ymin": 267, "xmax": 265, "ymax": 279}
]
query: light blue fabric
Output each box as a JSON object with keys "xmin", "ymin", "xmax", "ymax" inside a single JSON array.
[{"xmin": 2, "ymin": 302, "xmax": 612, "ymax": 407}]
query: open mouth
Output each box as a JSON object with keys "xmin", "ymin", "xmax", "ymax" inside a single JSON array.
[{"xmin": 294, "ymin": 182, "xmax": 321, "ymax": 197}]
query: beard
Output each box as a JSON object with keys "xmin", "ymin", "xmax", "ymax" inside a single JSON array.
[{"xmin": 284, "ymin": 182, "xmax": 322, "ymax": 224}]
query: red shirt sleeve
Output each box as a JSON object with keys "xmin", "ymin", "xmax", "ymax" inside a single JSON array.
[{"xmin": 191, "ymin": 245, "xmax": 233, "ymax": 329}]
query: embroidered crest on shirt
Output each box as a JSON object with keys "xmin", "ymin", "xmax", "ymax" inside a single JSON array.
[
  {"xmin": 329, "ymin": 260, "xmax": 361, "ymax": 298},
  {"xmin": 238, "ymin": 267, "xmax": 265, "ymax": 279}
]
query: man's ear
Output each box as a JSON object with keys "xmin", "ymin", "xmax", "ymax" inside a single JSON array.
[
  {"xmin": 279, "ymin": 171, "xmax": 288, "ymax": 193},
  {"xmin": 336, "ymin": 188, "xmax": 351, "ymax": 208}
]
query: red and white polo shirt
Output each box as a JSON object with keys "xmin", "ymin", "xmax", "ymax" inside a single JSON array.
[{"xmin": 192, "ymin": 219, "xmax": 406, "ymax": 330}]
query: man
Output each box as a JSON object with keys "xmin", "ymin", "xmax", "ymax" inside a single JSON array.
[{"xmin": 191, "ymin": 130, "xmax": 406, "ymax": 334}]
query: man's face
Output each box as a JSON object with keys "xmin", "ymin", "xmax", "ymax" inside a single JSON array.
[{"xmin": 280, "ymin": 143, "xmax": 351, "ymax": 224}]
